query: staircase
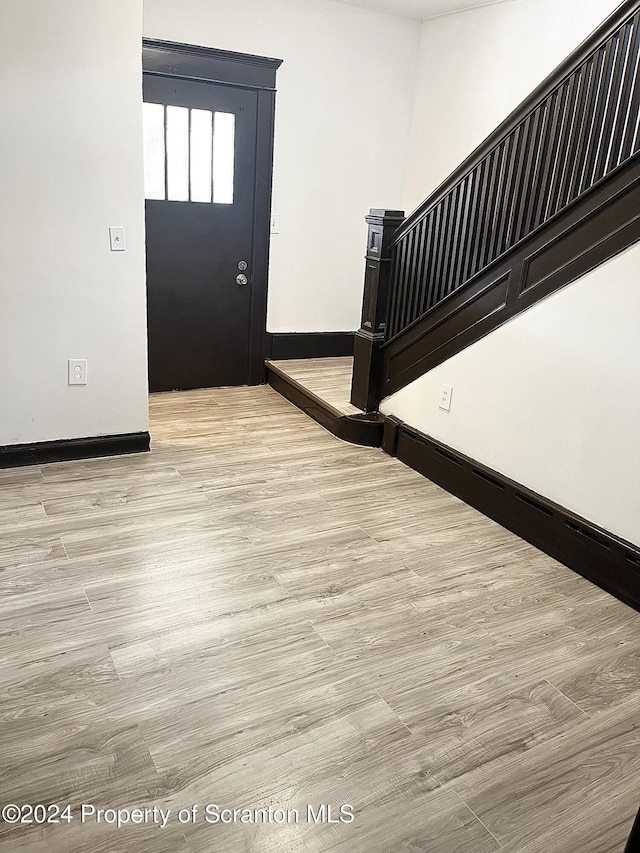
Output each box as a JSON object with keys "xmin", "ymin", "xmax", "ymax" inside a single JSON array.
[{"xmin": 351, "ymin": 0, "xmax": 640, "ymax": 410}]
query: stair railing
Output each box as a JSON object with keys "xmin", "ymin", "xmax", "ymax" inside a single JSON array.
[{"xmin": 352, "ymin": 0, "xmax": 640, "ymax": 410}]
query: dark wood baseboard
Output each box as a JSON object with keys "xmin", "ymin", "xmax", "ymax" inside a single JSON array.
[
  {"xmin": 384, "ymin": 421, "xmax": 640, "ymax": 612},
  {"xmin": 624, "ymin": 807, "xmax": 640, "ymax": 853},
  {"xmin": 265, "ymin": 361, "xmax": 383, "ymax": 447},
  {"xmin": 0, "ymin": 432, "xmax": 151, "ymax": 468},
  {"xmin": 381, "ymin": 415, "xmax": 402, "ymax": 457},
  {"xmin": 266, "ymin": 332, "xmax": 355, "ymax": 360}
]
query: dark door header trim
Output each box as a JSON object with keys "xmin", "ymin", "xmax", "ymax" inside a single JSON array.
[{"xmin": 143, "ymin": 39, "xmax": 283, "ymax": 91}]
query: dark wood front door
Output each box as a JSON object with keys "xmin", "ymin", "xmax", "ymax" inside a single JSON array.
[{"xmin": 142, "ymin": 43, "xmax": 282, "ymax": 393}]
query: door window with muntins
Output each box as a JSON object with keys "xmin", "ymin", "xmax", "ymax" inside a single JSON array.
[{"xmin": 143, "ymin": 102, "xmax": 235, "ymax": 204}]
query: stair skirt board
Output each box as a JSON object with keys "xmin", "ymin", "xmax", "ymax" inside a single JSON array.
[
  {"xmin": 265, "ymin": 361, "xmax": 383, "ymax": 447},
  {"xmin": 382, "ymin": 417, "xmax": 640, "ymax": 613}
]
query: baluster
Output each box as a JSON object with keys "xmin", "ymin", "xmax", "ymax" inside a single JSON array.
[
  {"xmin": 608, "ymin": 13, "xmax": 640, "ymax": 169},
  {"xmin": 596, "ymin": 22, "xmax": 634, "ymax": 180}
]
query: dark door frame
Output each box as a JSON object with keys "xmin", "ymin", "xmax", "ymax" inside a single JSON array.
[{"xmin": 142, "ymin": 39, "xmax": 283, "ymax": 385}]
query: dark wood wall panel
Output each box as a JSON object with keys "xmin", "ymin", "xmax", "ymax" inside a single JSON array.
[
  {"xmin": 520, "ymin": 178, "xmax": 640, "ymax": 295},
  {"xmin": 385, "ymin": 275, "xmax": 509, "ymax": 387}
]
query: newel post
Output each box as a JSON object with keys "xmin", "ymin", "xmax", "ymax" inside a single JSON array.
[{"xmin": 350, "ymin": 208, "xmax": 404, "ymax": 412}]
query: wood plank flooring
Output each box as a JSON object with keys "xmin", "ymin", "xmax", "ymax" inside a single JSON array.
[
  {"xmin": 270, "ymin": 357, "xmax": 359, "ymax": 415},
  {"xmin": 0, "ymin": 384, "xmax": 639, "ymax": 853}
]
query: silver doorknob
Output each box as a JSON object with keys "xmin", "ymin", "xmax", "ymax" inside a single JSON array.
[{"xmin": 236, "ymin": 273, "xmax": 248, "ymax": 286}]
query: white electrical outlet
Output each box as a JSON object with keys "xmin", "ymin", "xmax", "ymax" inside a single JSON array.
[
  {"xmin": 68, "ymin": 359, "xmax": 87, "ymax": 386},
  {"xmin": 270, "ymin": 214, "xmax": 280, "ymax": 234},
  {"xmin": 439, "ymin": 384, "xmax": 453, "ymax": 411}
]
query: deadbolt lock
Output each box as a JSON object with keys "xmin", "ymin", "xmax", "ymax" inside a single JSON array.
[
  {"xmin": 238, "ymin": 260, "xmax": 248, "ymax": 271},
  {"xmin": 236, "ymin": 273, "xmax": 248, "ymax": 286}
]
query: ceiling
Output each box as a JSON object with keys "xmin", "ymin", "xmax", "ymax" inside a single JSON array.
[{"xmin": 335, "ymin": 0, "xmax": 512, "ymax": 22}]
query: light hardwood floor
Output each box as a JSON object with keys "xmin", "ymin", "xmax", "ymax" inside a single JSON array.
[
  {"xmin": 0, "ymin": 385, "xmax": 638, "ymax": 853},
  {"xmin": 270, "ymin": 357, "xmax": 359, "ymax": 414}
]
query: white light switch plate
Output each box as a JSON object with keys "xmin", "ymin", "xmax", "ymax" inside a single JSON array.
[
  {"xmin": 109, "ymin": 226, "xmax": 126, "ymax": 251},
  {"xmin": 270, "ymin": 215, "xmax": 280, "ymax": 234}
]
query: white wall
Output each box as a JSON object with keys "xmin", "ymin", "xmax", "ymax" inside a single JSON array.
[
  {"xmin": 404, "ymin": 0, "xmax": 623, "ymax": 212},
  {"xmin": 0, "ymin": 0, "xmax": 149, "ymax": 446},
  {"xmin": 143, "ymin": 0, "xmax": 420, "ymax": 332},
  {"xmin": 381, "ymin": 244, "xmax": 640, "ymax": 546}
]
